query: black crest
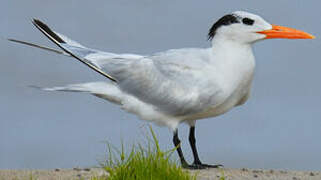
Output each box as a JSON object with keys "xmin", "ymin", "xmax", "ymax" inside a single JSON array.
[{"xmin": 208, "ymin": 14, "xmax": 240, "ymax": 40}]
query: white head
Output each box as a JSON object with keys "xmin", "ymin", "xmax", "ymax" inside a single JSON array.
[{"xmin": 208, "ymin": 11, "xmax": 315, "ymax": 44}]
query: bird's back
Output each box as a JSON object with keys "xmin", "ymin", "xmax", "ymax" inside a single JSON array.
[{"xmin": 98, "ymin": 48, "xmax": 224, "ymax": 117}]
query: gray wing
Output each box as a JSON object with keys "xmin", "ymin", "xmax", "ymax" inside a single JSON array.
[
  {"xmin": 102, "ymin": 49, "xmax": 221, "ymax": 116},
  {"xmin": 31, "ymin": 19, "xmax": 144, "ymax": 82},
  {"xmin": 28, "ymin": 19, "xmax": 220, "ymax": 117}
]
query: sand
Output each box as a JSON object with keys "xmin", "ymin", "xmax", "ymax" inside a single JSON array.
[{"xmin": 0, "ymin": 167, "xmax": 320, "ymax": 180}]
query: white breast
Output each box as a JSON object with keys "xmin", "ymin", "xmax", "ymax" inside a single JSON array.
[{"xmin": 186, "ymin": 41, "xmax": 256, "ymax": 121}]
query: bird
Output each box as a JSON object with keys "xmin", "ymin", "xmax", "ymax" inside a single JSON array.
[{"xmin": 9, "ymin": 11, "xmax": 315, "ymax": 169}]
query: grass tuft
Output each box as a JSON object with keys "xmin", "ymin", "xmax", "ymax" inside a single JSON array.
[{"xmin": 93, "ymin": 126, "xmax": 196, "ymax": 180}]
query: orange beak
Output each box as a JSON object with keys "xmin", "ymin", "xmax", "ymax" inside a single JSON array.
[{"xmin": 257, "ymin": 24, "xmax": 315, "ymax": 39}]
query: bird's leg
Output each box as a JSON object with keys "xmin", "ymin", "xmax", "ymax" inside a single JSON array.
[
  {"xmin": 188, "ymin": 126, "xmax": 223, "ymax": 169},
  {"xmin": 173, "ymin": 129, "xmax": 189, "ymax": 168}
]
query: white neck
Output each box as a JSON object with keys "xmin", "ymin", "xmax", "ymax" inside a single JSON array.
[
  {"xmin": 209, "ymin": 35, "xmax": 256, "ymax": 93},
  {"xmin": 211, "ymin": 34, "xmax": 253, "ymax": 55},
  {"xmin": 210, "ymin": 35, "xmax": 255, "ymax": 67}
]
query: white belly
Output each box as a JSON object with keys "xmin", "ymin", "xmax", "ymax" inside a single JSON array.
[
  {"xmin": 186, "ymin": 58, "xmax": 255, "ymax": 121},
  {"xmin": 188, "ymin": 79, "xmax": 253, "ymax": 120}
]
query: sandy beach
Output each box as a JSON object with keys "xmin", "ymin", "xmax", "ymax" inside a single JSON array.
[{"xmin": 0, "ymin": 167, "xmax": 320, "ymax": 180}]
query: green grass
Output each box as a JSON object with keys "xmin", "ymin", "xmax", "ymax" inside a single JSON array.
[{"xmin": 92, "ymin": 126, "xmax": 196, "ymax": 180}]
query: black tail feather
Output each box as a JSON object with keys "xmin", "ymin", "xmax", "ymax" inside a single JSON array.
[
  {"xmin": 31, "ymin": 18, "xmax": 117, "ymax": 82},
  {"xmin": 8, "ymin": 38, "xmax": 66, "ymax": 55},
  {"xmin": 32, "ymin": 19, "xmax": 65, "ymax": 43}
]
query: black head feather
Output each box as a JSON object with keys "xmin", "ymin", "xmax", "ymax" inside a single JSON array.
[{"xmin": 208, "ymin": 14, "xmax": 240, "ymax": 40}]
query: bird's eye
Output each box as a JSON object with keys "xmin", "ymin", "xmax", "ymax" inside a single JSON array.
[{"xmin": 242, "ymin": 18, "xmax": 254, "ymax": 25}]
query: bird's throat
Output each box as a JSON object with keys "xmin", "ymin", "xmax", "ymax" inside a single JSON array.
[{"xmin": 210, "ymin": 37, "xmax": 255, "ymax": 98}]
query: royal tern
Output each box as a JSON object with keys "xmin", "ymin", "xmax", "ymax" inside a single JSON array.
[{"xmin": 9, "ymin": 11, "xmax": 315, "ymax": 169}]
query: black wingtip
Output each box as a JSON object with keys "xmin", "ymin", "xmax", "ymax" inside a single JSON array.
[{"xmin": 32, "ymin": 18, "xmax": 66, "ymax": 43}]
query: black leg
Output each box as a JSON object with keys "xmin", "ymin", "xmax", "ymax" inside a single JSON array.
[
  {"xmin": 189, "ymin": 126, "xmax": 202, "ymax": 164},
  {"xmin": 173, "ymin": 129, "xmax": 189, "ymax": 168},
  {"xmin": 188, "ymin": 126, "xmax": 223, "ymax": 169}
]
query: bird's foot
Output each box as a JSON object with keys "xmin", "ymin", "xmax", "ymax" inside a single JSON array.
[{"xmin": 182, "ymin": 162, "xmax": 223, "ymax": 169}]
